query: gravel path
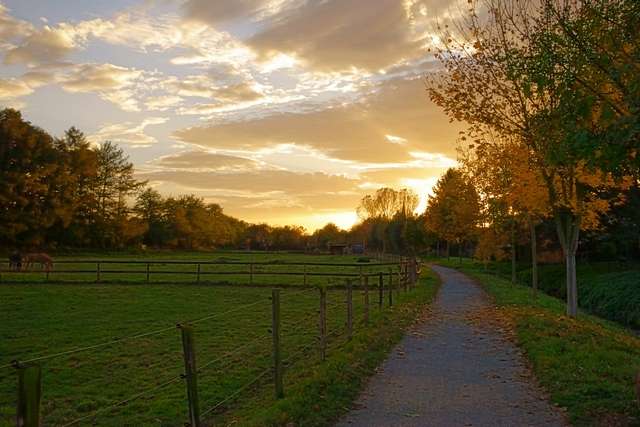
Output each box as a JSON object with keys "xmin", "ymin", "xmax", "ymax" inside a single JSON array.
[{"xmin": 336, "ymin": 265, "xmax": 566, "ymax": 427}]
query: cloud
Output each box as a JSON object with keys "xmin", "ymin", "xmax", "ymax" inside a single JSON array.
[
  {"xmin": 183, "ymin": 0, "xmax": 451, "ymax": 71},
  {"xmin": 61, "ymin": 63, "xmax": 148, "ymax": 111},
  {"xmin": 0, "ymin": 78, "xmax": 33, "ymax": 99},
  {"xmin": 90, "ymin": 117, "xmax": 168, "ymax": 147},
  {"xmin": 175, "ymin": 77, "xmax": 464, "ymax": 162},
  {"xmin": 3, "ymin": 24, "xmax": 80, "ymax": 66},
  {"xmin": 152, "ymin": 151, "xmax": 261, "ymax": 171},
  {"xmin": 0, "ymin": 4, "xmax": 33, "ymax": 49}
]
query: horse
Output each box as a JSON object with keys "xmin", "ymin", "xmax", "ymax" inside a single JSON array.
[
  {"xmin": 8, "ymin": 252, "xmax": 22, "ymax": 271},
  {"xmin": 22, "ymin": 253, "xmax": 53, "ymax": 272}
]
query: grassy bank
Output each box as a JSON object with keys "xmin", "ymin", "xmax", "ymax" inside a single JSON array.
[
  {"xmin": 438, "ymin": 258, "xmax": 640, "ymax": 330},
  {"xmin": 228, "ymin": 267, "xmax": 441, "ymax": 426},
  {"xmin": 436, "ymin": 260, "xmax": 640, "ymax": 426},
  {"xmin": 0, "ymin": 262, "xmax": 438, "ymax": 426}
]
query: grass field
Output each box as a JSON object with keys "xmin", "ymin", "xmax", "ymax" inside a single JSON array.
[
  {"xmin": 435, "ymin": 259, "xmax": 640, "ymax": 426},
  {"xmin": 0, "ymin": 251, "xmax": 401, "ymax": 287},
  {"xmin": 0, "ymin": 252, "xmax": 436, "ymax": 426}
]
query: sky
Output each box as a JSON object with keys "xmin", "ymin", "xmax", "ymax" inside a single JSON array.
[{"xmin": 0, "ymin": 0, "xmax": 467, "ymax": 231}]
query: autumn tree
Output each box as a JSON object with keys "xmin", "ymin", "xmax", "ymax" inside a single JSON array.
[
  {"xmin": 424, "ymin": 168, "xmax": 480, "ymax": 259},
  {"xmin": 427, "ymin": 0, "xmax": 631, "ymax": 316},
  {"xmin": 356, "ymin": 187, "xmax": 419, "ymax": 253},
  {"xmin": 0, "ymin": 109, "xmax": 63, "ymax": 247}
]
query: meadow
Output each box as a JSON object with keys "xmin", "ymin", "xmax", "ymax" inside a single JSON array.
[
  {"xmin": 0, "ymin": 251, "xmax": 401, "ymax": 287},
  {"xmin": 0, "ymin": 252, "xmax": 434, "ymax": 426}
]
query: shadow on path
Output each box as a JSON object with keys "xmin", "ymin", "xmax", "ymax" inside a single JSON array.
[{"xmin": 336, "ymin": 265, "xmax": 566, "ymax": 427}]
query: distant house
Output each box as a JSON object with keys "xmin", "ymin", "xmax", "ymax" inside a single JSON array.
[{"xmin": 328, "ymin": 242, "xmax": 348, "ymax": 255}]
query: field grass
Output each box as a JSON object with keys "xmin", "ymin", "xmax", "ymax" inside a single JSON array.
[
  {"xmin": 0, "ymin": 252, "xmax": 437, "ymax": 426},
  {"xmin": 436, "ymin": 259, "xmax": 640, "ymax": 426},
  {"xmin": 0, "ymin": 251, "xmax": 400, "ymax": 287}
]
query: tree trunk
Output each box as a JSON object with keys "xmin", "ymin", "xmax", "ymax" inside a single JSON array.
[
  {"xmin": 555, "ymin": 211, "xmax": 581, "ymax": 318},
  {"xmin": 528, "ymin": 215, "xmax": 538, "ymax": 298},
  {"xmin": 511, "ymin": 221, "xmax": 517, "ymax": 284},
  {"xmin": 436, "ymin": 240, "xmax": 440, "ymax": 258},
  {"xmin": 446, "ymin": 241, "xmax": 450, "ymax": 260},
  {"xmin": 458, "ymin": 240, "xmax": 463, "ymax": 264}
]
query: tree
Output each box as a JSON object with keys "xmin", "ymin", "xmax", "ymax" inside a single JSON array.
[
  {"xmin": 0, "ymin": 109, "xmax": 62, "ymax": 247},
  {"xmin": 356, "ymin": 188, "xmax": 418, "ymax": 253},
  {"xmin": 424, "ymin": 168, "xmax": 480, "ymax": 260},
  {"xmin": 91, "ymin": 141, "xmax": 145, "ymax": 247},
  {"xmin": 427, "ymin": 0, "xmax": 631, "ymax": 316}
]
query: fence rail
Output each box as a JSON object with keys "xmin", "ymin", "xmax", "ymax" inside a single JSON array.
[
  {"xmin": 0, "ymin": 258, "xmax": 418, "ymax": 286},
  {"xmin": 1, "ymin": 258, "xmax": 422, "ymax": 426}
]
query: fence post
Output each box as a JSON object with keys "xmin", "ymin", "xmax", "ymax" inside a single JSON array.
[
  {"xmin": 146, "ymin": 263, "xmax": 150, "ymax": 283},
  {"xmin": 388, "ymin": 269, "xmax": 393, "ymax": 307},
  {"xmin": 319, "ymin": 287, "xmax": 327, "ymax": 361},
  {"xmin": 396, "ymin": 267, "xmax": 401, "ymax": 298},
  {"xmin": 196, "ymin": 263, "xmax": 201, "ymax": 283},
  {"xmin": 303, "ymin": 264, "xmax": 307, "ymax": 287},
  {"xmin": 16, "ymin": 364, "xmax": 41, "ymax": 427},
  {"xmin": 378, "ymin": 272, "xmax": 383, "ymax": 309},
  {"xmin": 249, "ymin": 263, "xmax": 254, "ymax": 286},
  {"xmin": 363, "ymin": 275, "xmax": 369, "ymax": 325},
  {"xmin": 96, "ymin": 262, "xmax": 101, "ymax": 283},
  {"xmin": 347, "ymin": 281, "xmax": 353, "ymax": 341},
  {"xmin": 179, "ymin": 324, "xmax": 201, "ymax": 427},
  {"xmin": 271, "ymin": 289, "xmax": 284, "ymax": 399},
  {"xmin": 403, "ymin": 262, "xmax": 408, "ymax": 292}
]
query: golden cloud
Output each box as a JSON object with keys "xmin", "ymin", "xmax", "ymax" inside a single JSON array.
[{"xmin": 174, "ymin": 77, "xmax": 463, "ymax": 162}]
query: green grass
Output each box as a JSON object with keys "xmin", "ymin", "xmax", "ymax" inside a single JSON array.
[
  {"xmin": 0, "ymin": 253, "xmax": 437, "ymax": 426},
  {"xmin": 0, "ymin": 251, "xmax": 398, "ymax": 287},
  {"xmin": 436, "ymin": 259, "xmax": 640, "ymax": 426}
]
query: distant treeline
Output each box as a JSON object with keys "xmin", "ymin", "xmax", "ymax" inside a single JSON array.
[{"xmin": 0, "ymin": 109, "xmax": 424, "ymax": 253}]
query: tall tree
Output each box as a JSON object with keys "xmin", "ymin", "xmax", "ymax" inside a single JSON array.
[
  {"xmin": 424, "ymin": 168, "xmax": 480, "ymax": 259},
  {"xmin": 0, "ymin": 109, "xmax": 62, "ymax": 247}
]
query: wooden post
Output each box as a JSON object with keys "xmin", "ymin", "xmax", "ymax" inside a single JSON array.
[
  {"xmin": 363, "ymin": 275, "xmax": 369, "ymax": 325},
  {"xmin": 96, "ymin": 262, "xmax": 101, "ymax": 283},
  {"xmin": 146, "ymin": 263, "xmax": 150, "ymax": 283},
  {"xmin": 388, "ymin": 269, "xmax": 393, "ymax": 307},
  {"xmin": 303, "ymin": 264, "xmax": 307, "ymax": 287},
  {"xmin": 196, "ymin": 263, "xmax": 201, "ymax": 283},
  {"xmin": 271, "ymin": 289, "xmax": 283, "ymax": 399},
  {"xmin": 319, "ymin": 287, "xmax": 327, "ymax": 361},
  {"xmin": 403, "ymin": 263, "xmax": 408, "ymax": 292},
  {"xmin": 396, "ymin": 267, "xmax": 401, "ymax": 298},
  {"xmin": 347, "ymin": 281, "xmax": 353, "ymax": 340},
  {"xmin": 16, "ymin": 364, "xmax": 41, "ymax": 427},
  {"xmin": 249, "ymin": 263, "xmax": 254, "ymax": 286},
  {"xmin": 378, "ymin": 272, "xmax": 383, "ymax": 309},
  {"xmin": 179, "ymin": 324, "xmax": 201, "ymax": 427}
]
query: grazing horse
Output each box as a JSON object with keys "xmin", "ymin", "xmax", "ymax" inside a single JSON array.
[
  {"xmin": 23, "ymin": 253, "xmax": 53, "ymax": 272},
  {"xmin": 8, "ymin": 252, "xmax": 22, "ymax": 271}
]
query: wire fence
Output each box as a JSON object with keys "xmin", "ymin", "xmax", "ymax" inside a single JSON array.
[{"xmin": 0, "ymin": 258, "xmax": 421, "ymax": 426}]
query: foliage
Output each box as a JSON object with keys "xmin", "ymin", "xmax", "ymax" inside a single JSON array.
[{"xmin": 424, "ymin": 168, "xmax": 480, "ymax": 250}]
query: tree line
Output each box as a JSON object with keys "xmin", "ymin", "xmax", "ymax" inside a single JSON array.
[{"xmin": 424, "ymin": 0, "xmax": 639, "ymax": 317}]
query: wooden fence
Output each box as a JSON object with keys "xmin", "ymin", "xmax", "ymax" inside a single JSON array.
[{"xmin": 0, "ymin": 258, "xmax": 419, "ymax": 286}]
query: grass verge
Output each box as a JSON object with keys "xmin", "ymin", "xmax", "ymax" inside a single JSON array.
[
  {"xmin": 221, "ymin": 267, "xmax": 441, "ymax": 426},
  {"xmin": 436, "ymin": 260, "xmax": 640, "ymax": 426}
]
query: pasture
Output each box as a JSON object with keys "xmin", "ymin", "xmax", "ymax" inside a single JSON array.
[
  {"xmin": 0, "ymin": 251, "xmax": 428, "ymax": 426},
  {"xmin": 0, "ymin": 251, "xmax": 401, "ymax": 286}
]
